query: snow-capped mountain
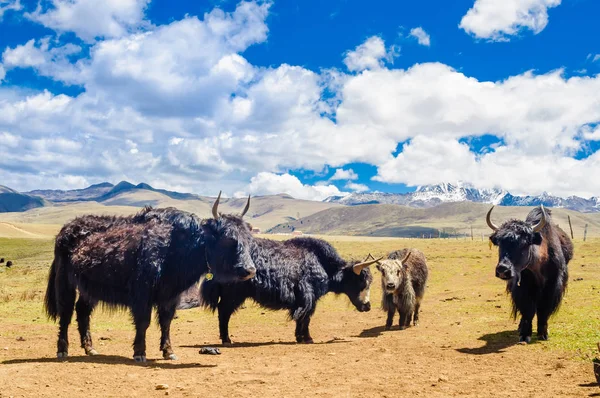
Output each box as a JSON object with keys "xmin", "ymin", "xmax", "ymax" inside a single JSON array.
[{"xmin": 325, "ymin": 182, "xmax": 600, "ymax": 212}]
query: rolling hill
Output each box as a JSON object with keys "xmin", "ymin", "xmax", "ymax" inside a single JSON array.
[
  {"xmin": 0, "ymin": 185, "xmax": 48, "ymax": 213},
  {"xmin": 268, "ymin": 202, "xmax": 600, "ymax": 238}
]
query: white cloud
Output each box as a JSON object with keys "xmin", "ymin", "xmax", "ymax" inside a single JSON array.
[
  {"xmin": 3, "ymin": 1, "xmax": 600, "ymax": 199},
  {"xmin": 345, "ymin": 182, "xmax": 369, "ymax": 192},
  {"xmin": 409, "ymin": 27, "xmax": 431, "ymax": 46},
  {"xmin": 0, "ymin": 0, "xmax": 21, "ymax": 20},
  {"xmin": 237, "ymin": 172, "xmax": 348, "ymax": 201},
  {"xmin": 594, "ymin": 55, "xmax": 600, "ymax": 63},
  {"xmin": 26, "ymin": 0, "xmax": 151, "ymax": 42},
  {"xmin": 0, "ymin": 64, "xmax": 5, "ymax": 82},
  {"xmin": 2, "ymin": 38, "xmax": 83, "ymax": 84},
  {"xmin": 343, "ymin": 36, "xmax": 398, "ymax": 72},
  {"xmin": 459, "ymin": 0, "xmax": 561, "ymax": 41},
  {"xmin": 374, "ymin": 135, "xmax": 600, "ymax": 198},
  {"xmin": 330, "ymin": 168, "xmax": 358, "ymax": 181}
]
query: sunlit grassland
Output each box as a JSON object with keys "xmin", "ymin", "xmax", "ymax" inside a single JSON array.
[{"xmin": 1, "ymin": 236, "xmax": 599, "ymax": 360}]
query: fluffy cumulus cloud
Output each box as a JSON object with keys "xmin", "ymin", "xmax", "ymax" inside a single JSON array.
[
  {"xmin": 343, "ymin": 36, "xmax": 398, "ymax": 72},
  {"xmin": 330, "ymin": 168, "xmax": 358, "ymax": 181},
  {"xmin": 345, "ymin": 182, "xmax": 369, "ymax": 192},
  {"xmin": 460, "ymin": 0, "xmax": 561, "ymax": 41},
  {"xmin": 236, "ymin": 172, "xmax": 347, "ymax": 201},
  {"xmin": 409, "ymin": 27, "xmax": 430, "ymax": 46},
  {"xmin": 26, "ymin": 0, "xmax": 151, "ymax": 42},
  {"xmin": 3, "ymin": 1, "xmax": 600, "ymax": 199}
]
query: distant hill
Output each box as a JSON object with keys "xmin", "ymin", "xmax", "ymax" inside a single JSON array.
[
  {"xmin": 27, "ymin": 181, "xmax": 202, "ymax": 203},
  {"xmin": 325, "ymin": 182, "xmax": 600, "ymax": 213},
  {"xmin": 269, "ymin": 202, "xmax": 600, "ymax": 238},
  {"xmin": 26, "ymin": 182, "xmax": 114, "ymax": 202},
  {"xmin": 0, "ymin": 185, "xmax": 48, "ymax": 213}
]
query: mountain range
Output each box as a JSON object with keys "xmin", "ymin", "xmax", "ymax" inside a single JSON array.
[{"xmin": 325, "ymin": 182, "xmax": 600, "ymax": 213}]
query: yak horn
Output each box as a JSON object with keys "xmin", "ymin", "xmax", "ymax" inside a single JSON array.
[
  {"xmin": 212, "ymin": 191, "xmax": 222, "ymax": 220},
  {"xmin": 352, "ymin": 256, "xmax": 383, "ymax": 275},
  {"xmin": 400, "ymin": 250, "xmax": 412, "ymax": 264},
  {"xmin": 486, "ymin": 206, "xmax": 499, "ymax": 231},
  {"xmin": 532, "ymin": 205, "xmax": 547, "ymax": 233},
  {"xmin": 363, "ymin": 253, "xmax": 376, "ymax": 262},
  {"xmin": 241, "ymin": 195, "xmax": 251, "ymax": 218}
]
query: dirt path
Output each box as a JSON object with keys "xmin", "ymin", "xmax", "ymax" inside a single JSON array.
[{"xmin": 0, "ymin": 303, "xmax": 596, "ymax": 398}]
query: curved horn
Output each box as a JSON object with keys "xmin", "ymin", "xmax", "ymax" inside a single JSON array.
[
  {"xmin": 532, "ymin": 205, "xmax": 547, "ymax": 233},
  {"xmin": 486, "ymin": 206, "xmax": 499, "ymax": 231},
  {"xmin": 241, "ymin": 195, "xmax": 251, "ymax": 218},
  {"xmin": 212, "ymin": 191, "xmax": 222, "ymax": 220},
  {"xmin": 400, "ymin": 250, "xmax": 411, "ymax": 265},
  {"xmin": 352, "ymin": 256, "xmax": 384, "ymax": 275}
]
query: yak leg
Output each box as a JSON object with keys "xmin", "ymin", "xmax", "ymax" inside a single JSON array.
[
  {"xmin": 295, "ymin": 319, "xmax": 305, "ymax": 343},
  {"xmin": 516, "ymin": 301, "xmax": 536, "ymax": 344},
  {"xmin": 217, "ymin": 290, "xmax": 246, "ymax": 345},
  {"xmin": 56, "ymin": 283, "xmax": 76, "ymax": 359},
  {"xmin": 405, "ymin": 311, "xmax": 414, "ymax": 328},
  {"xmin": 75, "ymin": 297, "xmax": 98, "ymax": 356},
  {"xmin": 398, "ymin": 309, "xmax": 408, "ymax": 330},
  {"xmin": 158, "ymin": 300, "xmax": 178, "ymax": 360},
  {"xmin": 385, "ymin": 307, "xmax": 395, "ymax": 330},
  {"xmin": 413, "ymin": 299, "xmax": 421, "ymax": 326},
  {"xmin": 300, "ymin": 317, "xmax": 314, "ymax": 344},
  {"xmin": 132, "ymin": 303, "xmax": 152, "ymax": 363}
]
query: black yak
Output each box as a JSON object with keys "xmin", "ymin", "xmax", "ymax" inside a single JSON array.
[
  {"xmin": 200, "ymin": 236, "xmax": 381, "ymax": 344},
  {"xmin": 376, "ymin": 249, "xmax": 429, "ymax": 330},
  {"xmin": 487, "ymin": 205, "xmax": 572, "ymax": 344},
  {"xmin": 44, "ymin": 193, "xmax": 257, "ymax": 362}
]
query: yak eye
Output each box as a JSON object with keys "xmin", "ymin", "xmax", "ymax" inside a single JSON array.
[{"xmin": 396, "ymin": 270, "xmax": 400, "ymax": 276}]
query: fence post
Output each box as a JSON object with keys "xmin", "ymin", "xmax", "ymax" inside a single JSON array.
[
  {"xmin": 584, "ymin": 224, "xmax": 588, "ymax": 242},
  {"xmin": 568, "ymin": 215, "xmax": 574, "ymax": 239}
]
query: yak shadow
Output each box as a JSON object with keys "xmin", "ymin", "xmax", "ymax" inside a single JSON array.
[
  {"xmin": 455, "ymin": 330, "xmax": 519, "ymax": 355},
  {"xmin": 2, "ymin": 355, "xmax": 216, "ymax": 369},
  {"xmin": 182, "ymin": 338, "xmax": 350, "ymax": 349},
  {"xmin": 357, "ymin": 325, "xmax": 409, "ymax": 338}
]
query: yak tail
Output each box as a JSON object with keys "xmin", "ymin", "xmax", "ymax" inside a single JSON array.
[
  {"xmin": 44, "ymin": 258, "xmax": 59, "ymax": 321},
  {"xmin": 199, "ymin": 279, "xmax": 221, "ymax": 312}
]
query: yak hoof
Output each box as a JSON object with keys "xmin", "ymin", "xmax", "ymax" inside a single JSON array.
[
  {"xmin": 134, "ymin": 355, "xmax": 147, "ymax": 363},
  {"xmin": 538, "ymin": 334, "xmax": 548, "ymax": 341},
  {"xmin": 86, "ymin": 349, "xmax": 99, "ymax": 356},
  {"xmin": 164, "ymin": 353, "xmax": 178, "ymax": 360},
  {"xmin": 384, "ymin": 325, "xmax": 392, "ymax": 331},
  {"xmin": 399, "ymin": 326, "xmax": 407, "ymax": 331},
  {"xmin": 57, "ymin": 352, "xmax": 68, "ymax": 359},
  {"xmin": 301, "ymin": 338, "xmax": 314, "ymax": 344},
  {"xmin": 222, "ymin": 340, "xmax": 233, "ymax": 347},
  {"xmin": 518, "ymin": 336, "xmax": 531, "ymax": 345}
]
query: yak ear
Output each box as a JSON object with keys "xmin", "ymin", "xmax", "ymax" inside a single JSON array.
[
  {"xmin": 532, "ymin": 232, "xmax": 543, "ymax": 245},
  {"xmin": 489, "ymin": 235, "xmax": 498, "ymax": 246},
  {"xmin": 375, "ymin": 263, "xmax": 383, "ymax": 272}
]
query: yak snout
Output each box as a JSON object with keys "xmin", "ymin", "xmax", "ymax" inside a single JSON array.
[
  {"xmin": 235, "ymin": 264, "xmax": 256, "ymax": 281},
  {"xmin": 495, "ymin": 262, "xmax": 512, "ymax": 280},
  {"xmin": 385, "ymin": 283, "xmax": 396, "ymax": 291},
  {"xmin": 358, "ymin": 302, "xmax": 371, "ymax": 312}
]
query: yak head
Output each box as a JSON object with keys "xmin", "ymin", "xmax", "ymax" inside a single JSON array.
[
  {"xmin": 376, "ymin": 250, "xmax": 411, "ymax": 294},
  {"xmin": 342, "ymin": 255, "xmax": 383, "ymax": 312},
  {"xmin": 202, "ymin": 192, "xmax": 257, "ymax": 282},
  {"xmin": 486, "ymin": 205, "xmax": 547, "ymax": 281}
]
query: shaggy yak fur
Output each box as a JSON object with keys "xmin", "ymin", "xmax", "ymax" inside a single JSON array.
[
  {"xmin": 44, "ymin": 206, "xmax": 257, "ymax": 362},
  {"xmin": 200, "ymin": 236, "xmax": 375, "ymax": 344},
  {"xmin": 488, "ymin": 206, "xmax": 572, "ymax": 343},
  {"xmin": 378, "ymin": 248, "xmax": 429, "ymax": 330}
]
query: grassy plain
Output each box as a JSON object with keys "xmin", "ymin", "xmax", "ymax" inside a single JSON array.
[{"xmin": 0, "ymin": 236, "xmax": 599, "ymax": 397}]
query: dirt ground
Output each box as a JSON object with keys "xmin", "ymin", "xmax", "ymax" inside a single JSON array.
[{"xmin": 0, "ymin": 237, "xmax": 599, "ymax": 397}]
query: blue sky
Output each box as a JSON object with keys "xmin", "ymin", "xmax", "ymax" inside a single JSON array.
[{"xmin": 1, "ymin": 0, "xmax": 600, "ymax": 199}]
